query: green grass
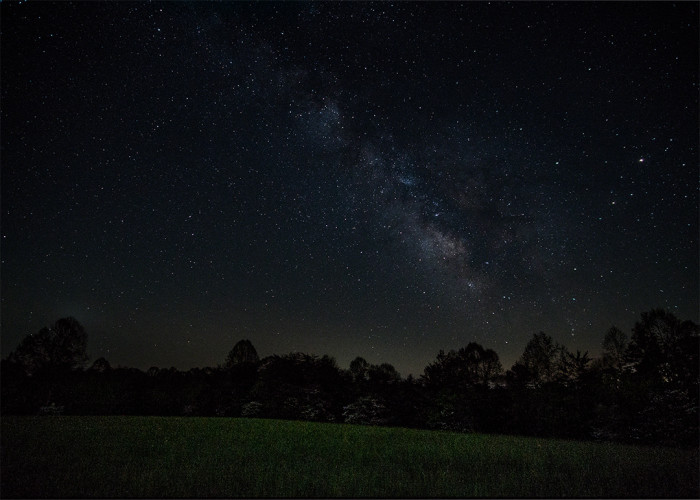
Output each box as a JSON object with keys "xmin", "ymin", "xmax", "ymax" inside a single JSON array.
[{"xmin": 1, "ymin": 416, "xmax": 697, "ymax": 498}]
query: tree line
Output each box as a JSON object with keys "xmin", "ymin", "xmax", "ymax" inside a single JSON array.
[{"xmin": 2, "ymin": 309, "xmax": 697, "ymax": 447}]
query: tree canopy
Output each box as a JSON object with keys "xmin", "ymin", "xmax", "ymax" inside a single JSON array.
[
  {"xmin": 2, "ymin": 309, "xmax": 697, "ymax": 447},
  {"xmin": 224, "ymin": 339, "xmax": 259, "ymax": 368},
  {"xmin": 8, "ymin": 317, "xmax": 88, "ymax": 376}
]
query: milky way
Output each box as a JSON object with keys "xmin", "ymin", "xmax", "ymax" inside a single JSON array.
[{"xmin": 2, "ymin": 2, "xmax": 697, "ymax": 376}]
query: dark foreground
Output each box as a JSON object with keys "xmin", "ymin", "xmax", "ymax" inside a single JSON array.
[{"xmin": 1, "ymin": 416, "xmax": 698, "ymax": 498}]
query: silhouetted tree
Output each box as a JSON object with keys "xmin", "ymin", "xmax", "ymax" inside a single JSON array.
[
  {"xmin": 467, "ymin": 343, "xmax": 503, "ymax": 386},
  {"xmin": 423, "ymin": 343, "xmax": 502, "ymax": 390},
  {"xmin": 8, "ymin": 317, "xmax": 88, "ymax": 377},
  {"xmin": 368, "ymin": 362, "xmax": 401, "ymax": 385},
  {"xmin": 249, "ymin": 353, "xmax": 346, "ymax": 421},
  {"xmin": 627, "ymin": 309, "xmax": 698, "ymax": 389},
  {"xmin": 349, "ymin": 356, "xmax": 370, "ymax": 383},
  {"xmin": 218, "ymin": 341, "xmax": 262, "ymax": 416},
  {"xmin": 2, "ymin": 308, "xmax": 694, "ymax": 445},
  {"xmin": 558, "ymin": 349, "xmax": 591, "ymax": 386},
  {"xmin": 602, "ymin": 326, "xmax": 628, "ymax": 373},
  {"xmin": 421, "ymin": 343, "xmax": 503, "ymax": 433},
  {"xmin": 224, "ymin": 339, "xmax": 259, "ymax": 368},
  {"xmin": 622, "ymin": 309, "xmax": 699, "ymax": 446},
  {"xmin": 89, "ymin": 357, "xmax": 111, "ymax": 373},
  {"xmin": 509, "ymin": 332, "xmax": 560, "ymax": 388},
  {"xmin": 505, "ymin": 333, "xmax": 578, "ymax": 438}
]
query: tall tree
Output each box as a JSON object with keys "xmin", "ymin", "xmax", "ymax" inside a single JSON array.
[
  {"xmin": 623, "ymin": 309, "xmax": 699, "ymax": 445},
  {"xmin": 224, "ymin": 339, "xmax": 259, "ymax": 368},
  {"xmin": 249, "ymin": 352, "xmax": 345, "ymax": 421},
  {"xmin": 510, "ymin": 332, "xmax": 560, "ymax": 388},
  {"xmin": 349, "ymin": 356, "xmax": 370, "ymax": 383},
  {"xmin": 463, "ymin": 343, "xmax": 502, "ymax": 386},
  {"xmin": 368, "ymin": 363, "xmax": 401, "ymax": 385},
  {"xmin": 627, "ymin": 309, "xmax": 699, "ymax": 388},
  {"xmin": 559, "ymin": 349, "xmax": 591, "ymax": 385},
  {"xmin": 8, "ymin": 317, "xmax": 88, "ymax": 376},
  {"xmin": 421, "ymin": 343, "xmax": 503, "ymax": 433},
  {"xmin": 422, "ymin": 342, "xmax": 502, "ymax": 389},
  {"xmin": 602, "ymin": 326, "xmax": 628, "ymax": 372}
]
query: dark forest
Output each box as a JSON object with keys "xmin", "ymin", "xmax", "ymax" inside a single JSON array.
[{"xmin": 3, "ymin": 308, "xmax": 697, "ymax": 448}]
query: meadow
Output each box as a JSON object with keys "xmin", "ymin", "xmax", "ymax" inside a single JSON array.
[{"xmin": 1, "ymin": 416, "xmax": 697, "ymax": 498}]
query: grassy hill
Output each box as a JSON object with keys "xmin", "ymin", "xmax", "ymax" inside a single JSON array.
[{"xmin": 1, "ymin": 416, "xmax": 697, "ymax": 497}]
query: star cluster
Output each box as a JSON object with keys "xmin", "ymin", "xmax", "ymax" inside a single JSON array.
[{"xmin": 2, "ymin": 2, "xmax": 697, "ymax": 376}]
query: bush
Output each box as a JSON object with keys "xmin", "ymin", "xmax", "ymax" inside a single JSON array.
[{"xmin": 342, "ymin": 396, "xmax": 390, "ymax": 425}]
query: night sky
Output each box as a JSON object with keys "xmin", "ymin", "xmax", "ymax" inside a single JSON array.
[{"xmin": 2, "ymin": 2, "xmax": 697, "ymax": 377}]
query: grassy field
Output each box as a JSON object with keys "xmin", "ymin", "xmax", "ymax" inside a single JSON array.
[{"xmin": 1, "ymin": 416, "xmax": 697, "ymax": 498}]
